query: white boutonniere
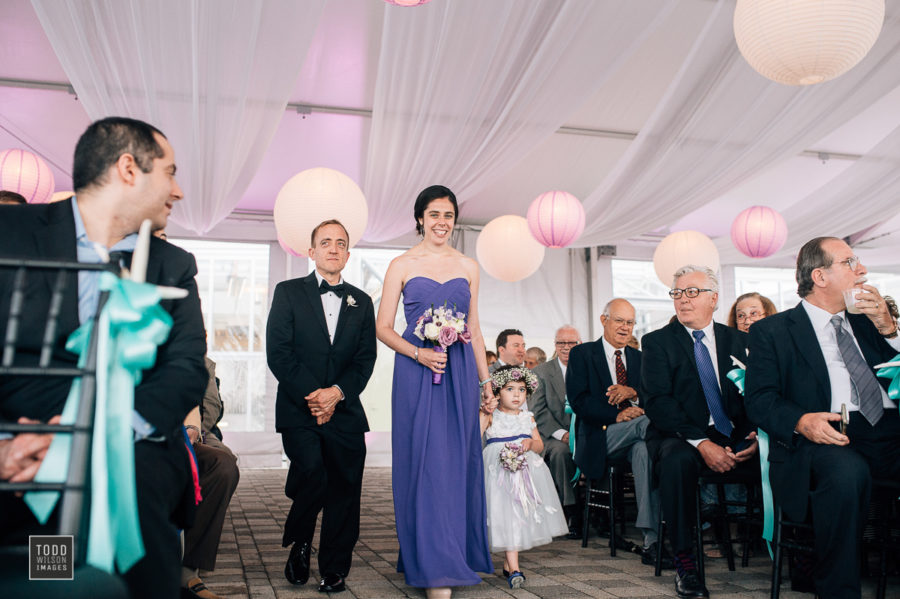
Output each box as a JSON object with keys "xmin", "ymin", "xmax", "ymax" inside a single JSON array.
[{"xmin": 346, "ymin": 295, "xmax": 357, "ymax": 308}]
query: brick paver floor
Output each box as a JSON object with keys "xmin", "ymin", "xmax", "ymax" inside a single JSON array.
[{"xmin": 203, "ymin": 468, "xmax": 884, "ymax": 598}]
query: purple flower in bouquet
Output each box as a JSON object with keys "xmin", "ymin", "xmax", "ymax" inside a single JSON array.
[
  {"xmin": 438, "ymin": 326, "xmax": 458, "ymax": 348},
  {"xmin": 459, "ymin": 327, "xmax": 471, "ymax": 344},
  {"xmin": 499, "ymin": 441, "xmax": 528, "ymax": 473}
]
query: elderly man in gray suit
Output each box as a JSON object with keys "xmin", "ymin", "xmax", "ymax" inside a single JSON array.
[{"xmin": 530, "ymin": 325, "xmax": 582, "ymax": 537}]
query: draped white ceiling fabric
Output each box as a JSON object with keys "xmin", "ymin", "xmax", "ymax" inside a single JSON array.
[
  {"xmin": 577, "ymin": 3, "xmax": 900, "ymax": 248},
  {"xmin": 29, "ymin": 0, "xmax": 326, "ymax": 233},
  {"xmin": 361, "ymin": 0, "xmax": 678, "ymax": 243}
]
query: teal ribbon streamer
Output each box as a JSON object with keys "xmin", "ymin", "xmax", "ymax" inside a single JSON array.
[
  {"xmin": 564, "ymin": 398, "xmax": 581, "ymax": 484},
  {"xmin": 875, "ymin": 353, "xmax": 900, "ymax": 403},
  {"xmin": 726, "ymin": 366, "xmax": 774, "ymax": 559},
  {"xmin": 25, "ymin": 272, "xmax": 173, "ymax": 573}
]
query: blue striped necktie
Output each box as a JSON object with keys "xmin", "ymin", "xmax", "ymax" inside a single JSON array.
[
  {"xmin": 692, "ymin": 330, "xmax": 733, "ymax": 437},
  {"xmin": 830, "ymin": 315, "xmax": 883, "ymax": 426}
]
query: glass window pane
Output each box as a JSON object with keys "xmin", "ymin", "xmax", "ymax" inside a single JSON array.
[
  {"xmin": 611, "ymin": 259, "xmax": 674, "ymax": 342},
  {"xmin": 169, "ymin": 239, "xmax": 269, "ymax": 432}
]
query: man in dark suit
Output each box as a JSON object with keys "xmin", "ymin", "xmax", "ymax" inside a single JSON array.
[
  {"xmin": 566, "ymin": 299, "xmax": 665, "ymax": 566},
  {"xmin": 642, "ymin": 266, "xmax": 755, "ymax": 598},
  {"xmin": 266, "ymin": 219, "xmax": 376, "ymax": 594},
  {"xmin": 745, "ymin": 237, "xmax": 900, "ymax": 599},
  {"xmin": 0, "ymin": 117, "xmax": 208, "ymax": 599},
  {"xmin": 530, "ymin": 325, "xmax": 581, "ymax": 536}
]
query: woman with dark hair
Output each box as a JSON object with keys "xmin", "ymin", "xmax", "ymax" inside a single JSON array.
[
  {"xmin": 727, "ymin": 292, "xmax": 777, "ymax": 333},
  {"xmin": 375, "ymin": 185, "xmax": 495, "ymax": 598}
]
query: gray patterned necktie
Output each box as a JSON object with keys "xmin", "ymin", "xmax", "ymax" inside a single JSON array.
[{"xmin": 830, "ymin": 315, "xmax": 883, "ymax": 426}]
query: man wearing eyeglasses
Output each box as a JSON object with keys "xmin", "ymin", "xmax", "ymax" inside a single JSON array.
[
  {"xmin": 566, "ymin": 299, "xmax": 668, "ymax": 567},
  {"xmin": 745, "ymin": 237, "xmax": 900, "ymax": 599},
  {"xmin": 530, "ymin": 325, "xmax": 582, "ymax": 537},
  {"xmin": 641, "ymin": 266, "xmax": 755, "ymax": 598}
]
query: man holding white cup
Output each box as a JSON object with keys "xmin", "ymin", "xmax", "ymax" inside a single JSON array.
[{"xmin": 745, "ymin": 236, "xmax": 900, "ymax": 599}]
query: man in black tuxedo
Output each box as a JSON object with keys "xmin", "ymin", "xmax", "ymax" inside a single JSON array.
[
  {"xmin": 530, "ymin": 325, "xmax": 581, "ymax": 536},
  {"xmin": 266, "ymin": 219, "xmax": 376, "ymax": 594},
  {"xmin": 745, "ymin": 237, "xmax": 900, "ymax": 599},
  {"xmin": 641, "ymin": 266, "xmax": 755, "ymax": 599},
  {"xmin": 566, "ymin": 299, "xmax": 665, "ymax": 566},
  {"xmin": 0, "ymin": 117, "xmax": 207, "ymax": 599}
]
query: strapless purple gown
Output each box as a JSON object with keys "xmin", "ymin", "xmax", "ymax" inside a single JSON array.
[{"xmin": 391, "ymin": 276, "xmax": 492, "ymax": 587}]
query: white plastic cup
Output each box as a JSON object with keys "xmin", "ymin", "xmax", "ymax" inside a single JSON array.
[{"xmin": 843, "ymin": 288, "xmax": 862, "ymax": 314}]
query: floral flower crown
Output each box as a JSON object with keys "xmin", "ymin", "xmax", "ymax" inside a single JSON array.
[{"xmin": 490, "ymin": 364, "xmax": 539, "ymax": 394}]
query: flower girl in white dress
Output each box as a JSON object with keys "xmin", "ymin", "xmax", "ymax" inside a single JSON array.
[{"xmin": 479, "ymin": 365, "xmax": 567, "ymax": 589}]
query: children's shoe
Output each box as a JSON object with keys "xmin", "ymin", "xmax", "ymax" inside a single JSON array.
[{"xmin": 507, "ymin": 571, "xmax": 525, "ymax": 589}]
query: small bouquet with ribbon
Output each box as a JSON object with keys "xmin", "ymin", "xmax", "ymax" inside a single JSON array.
[
  {"xmin": 499, "ymin": 441, "xmax": 528, "ymax": 473},
  {"xmin": 413, "ymin": 302, "xmax": 471, "ymax": 384}
]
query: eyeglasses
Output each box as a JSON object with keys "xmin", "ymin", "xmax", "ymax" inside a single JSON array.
[
  {"xmin": 832, "ymin": 256, "xmax": 860, "ymax": 271},
  {"xmin": 669, "ymin": 287, "xmax": 714, "ymax": 299},
  {"xmin": 608, "ymin": 316, "xmax": 636, "ymax": 327},
  {"xmin": 736, "ymin": 310, "xmax": 763, "ymax": 322},
  {"xmin": 554, "ymin": 341, "xmax": 578, "ymax": 347}
]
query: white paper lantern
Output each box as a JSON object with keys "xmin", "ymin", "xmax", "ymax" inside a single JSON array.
[
  {"xmin": 734, "ymin": 0, "xmax": 885, "ymax": 86},
  {"xmin": 653, "ymin": 230, "xmax": 720, "ymax": 287},
  {"xmin": 476, "ymin": 215, "xmax": 545, "ymax": 282},
  {"xmin": 273, "ymin": 167, "xmax": 368, "ymax": 257}
]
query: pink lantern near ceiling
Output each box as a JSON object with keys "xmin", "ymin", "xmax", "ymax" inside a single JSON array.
[
  {"xmin": 278, "ymin": 236, "xmax": 303, "ymax": 257},
  {"xmin": 0, "ymin": 148, "xmax": 55, "ymax": 204},
  {"xmin": 526, "ymin": 190, "xmax": 585, "ymax": 248},
  {"xmin": 384, "ymin": 0, "xmax": 432, "ymax": 6},
  {"xmin": 730, "ymin": 205, "xmax": 788, "ymax": 258}
]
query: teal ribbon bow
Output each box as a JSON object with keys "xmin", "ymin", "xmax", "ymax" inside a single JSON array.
[
  {"xmin": 875, "ymin": 353, "xmax": 900, "ymax": 403},
  {"xmin": 726, "ymin": 366, "xmax": 774, "ymax": 559},
  {"xmin": 25, "ymin": 272, "xmax": 173, "ymax": 573},
  {"xmin": 564, "ymin": 398, "xmax": 581, "ymax": 484}
]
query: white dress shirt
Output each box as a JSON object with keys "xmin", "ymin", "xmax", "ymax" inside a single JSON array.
[
  {"xmin": 601, "ymin": 337, "xmax": 640, "ymax": 410},
  {"xmin": 551, "ymin": 358, "xmax": 568, "ymax": 440},
  {"xmin": 801, "ymin": 299, "xmax": 900, "ymax": 413},
  {"xmin": 314, "ymin": 270, "xmax": 343, "ymax": 344}
]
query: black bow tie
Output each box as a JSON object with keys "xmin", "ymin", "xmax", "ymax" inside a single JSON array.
[{"xmin": 319, "ymin": 279, "xmax": 345, "ymax": 297}]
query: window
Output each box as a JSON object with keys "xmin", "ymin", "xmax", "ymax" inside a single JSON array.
[
  {"xmin": 170, "ymin": 239, "xmax": 269, "ymax": 432},
  {"xmin": 611, "ymin": 259, "xmax": 674, "ymax": 341}
]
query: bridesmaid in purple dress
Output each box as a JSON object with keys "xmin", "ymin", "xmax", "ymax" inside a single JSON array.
[{"xmin": 375, "ymin": 186, "xmax": 496, "ymax": 599}]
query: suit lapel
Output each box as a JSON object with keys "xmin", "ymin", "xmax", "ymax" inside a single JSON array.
[
  {"xmin": 333, "ymin": 289, "xmax": 351, "ymax": 344},
  {"xmin": 673, "ymin": 322, "xmax": 699, "ymax": 377},
  {"xmin": 788, "ymin": 304, "xmax": 831, "ymax": 409},
  {"xmin": 33, "ymin": 201, "xmax": 79, "ymax": 330},
  {"xmin": 303, "ymin": 273, "xmax": 331, "ymax": 342},
  {"xmin": 713, "ymin": 323, "xmax": 739, "ymax": 394},
  {"xmin": 624, "ymin": 345, "xmax": 641, "ymax": 389},
  {"xmin": 591, "ymin": 341, "xmax": 612, "ymax": 388}
]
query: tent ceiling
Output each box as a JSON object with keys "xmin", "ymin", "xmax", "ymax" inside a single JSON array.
[{"xmin": 2, "ymin": 0, "xmax": 900, "ymax": 270}]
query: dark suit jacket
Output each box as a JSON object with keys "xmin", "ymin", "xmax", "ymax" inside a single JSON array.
[
  {"xmin": 266, "ymin": 272, "xmax": 376, "ymax": 433},
  {"xmin": 744, "ymin": 303, "xmax": 897, "ymax": 520},
  {"xmin": 566, "ymin": 340, "xmax": 642, "ymax": 479},
  {"xmin": 0, "ymin": 199, "xmax": 208, "ymax": 437},
  {"xmin": 641, "ymin": 320, "xmax": 751, "ymax": 445},
  {"xmin": 530, "ymin": 359, "xmax": 569, "ymax": 442}
]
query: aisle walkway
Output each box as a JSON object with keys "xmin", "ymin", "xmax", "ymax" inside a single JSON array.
[{"xmin": 202, "ymin": 468, "xmax": 856, "ymax": 599}]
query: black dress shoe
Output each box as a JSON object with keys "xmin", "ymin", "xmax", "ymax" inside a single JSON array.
[
  {"xmin": 641, "ymin": 541, "xmax": 675, "ymax": 569},
  {"xmin": 318, "ymin": 573, "xmax": 346, "ymax": 593},
  {"xmin": 285, "ymin": 541, "xmax": 311, "ymax": 585},
  {"xmin": 675, "ymin": 571, "xmax": 709, "ymax": 598},
  {"xmin": 566, "ymin": 527, "xmax": 583, "ymax": 540}
]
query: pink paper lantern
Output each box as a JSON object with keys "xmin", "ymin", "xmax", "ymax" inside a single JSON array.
[
  {"xmin": 278, "ymin": 236, "xmax": 303, "ymax": 257},
  {"xmin": 0, "ymin": 148, "xmax": 55, "ymax": 204},
  {"xmin": 384, "ymin": 0, "xmax": 432, "ymax": 6},
  {"xmin": 526, "ymin": 190, "xmax": 585, "ymax": 248},
  {"xmin": 731, "ymin": 205, "xmax": 788, "ymax": 258}
]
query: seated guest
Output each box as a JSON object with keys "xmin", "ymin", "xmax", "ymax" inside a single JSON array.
[
  {"xmin": 529, "ymin": 326, "xmax": 581, "ymax": 537},
  {"xmin": 0, "ymin": 190, "xmax": 27, "ymax": 205},
  {"xmin": 642, "ymin": 265, "xmax": 757, "ymax": 599},
  {"xmin": 490, "ymin": 328, "xmax": 526, "ymax": 373},
  {"xmin": 566, "ymin": 300, "xmax": 668, "ymax": 567},
  {"xmin": 485, "ymin": 350, "xmax": 498, "ymax": 368},
  {"xmin": 525, "ymin": 346, "xmax": 546, "ymax": 370},
  {"xmin": 745, "ymin": 237, "xmax": 900, "ymax": 599},
  {"xmin": 726, "ymin": 292, "xmax": 777, "ymax": 333},
  {"xmin": 181, "ymin": 357, "xmax": 240, "ymax": 599},
  {"xmin": 0, "ymin": 117, "xmax": 207, "ymax": 599}
]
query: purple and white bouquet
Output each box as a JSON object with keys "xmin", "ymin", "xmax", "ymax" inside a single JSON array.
[
  {"xmin": 413, "ymin": 302, "xmax": 471, "ymax": 384},
  {"xmin": 499, "ymin": 441, "xmax": 528, "ymax": 473}
]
